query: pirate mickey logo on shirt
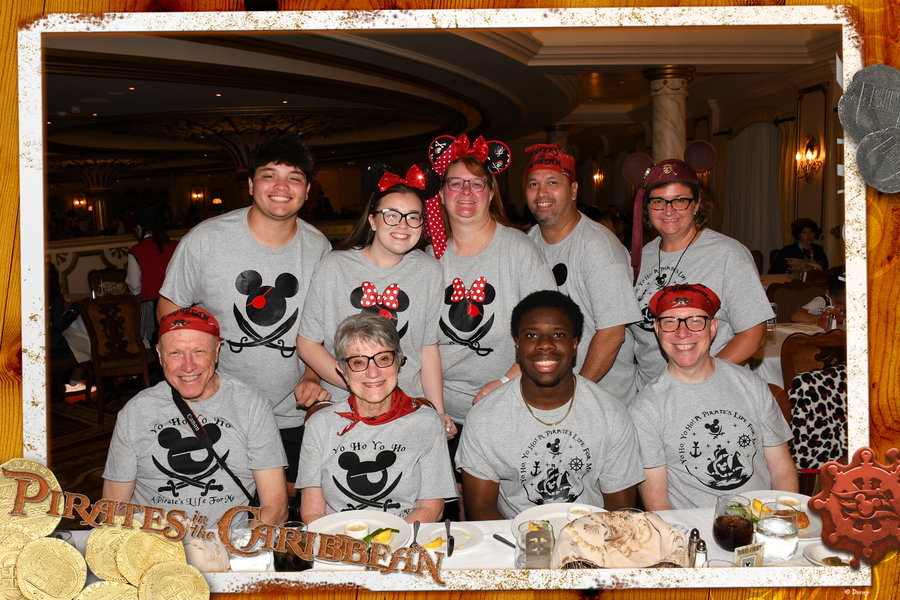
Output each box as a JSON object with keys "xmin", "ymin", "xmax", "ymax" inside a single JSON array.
[
  {"xmin": 439, "ymin": 276, "xmax": 496, "ymax": 356},
  {"xmin": 350, "ymin": 281, "xmax": 410, "ymax": 339},
  {"xmin": 229, "ymin": 269, "xmax": 299, "ymax": 357},
  {"xmin": 679, "ymin": 409, "xmax": 757, "ymax": 490},
  {"xmin": 520, "ymin": 429, "xmax": 593, "ymax": 506},
  {"xmin": 152, "ymin": 423, "xmax": 227, "ymax": 499},
  {"xmin": 333, "ymin": 450, "xmax": 403, "ymax": 513}
]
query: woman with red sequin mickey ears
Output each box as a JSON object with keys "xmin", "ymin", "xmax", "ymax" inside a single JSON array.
[
  {"xmin": 295, "ymin": 164, "xmax": 456, "ymax": 438},
  {"xmin": 621, "ymin": 141, "xmax": 774, "ymax": 392},
  {"xmin": 424, "ymin": 134, "xmax": 554, "ymax": 430}
]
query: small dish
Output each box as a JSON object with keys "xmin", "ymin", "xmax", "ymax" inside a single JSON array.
[
  {"xmin": 803, "ymin": 542, "xmax": 854, "ymax": 566},
  {"xmin": 417, "ymin": 522, "xmax": 483, "ymax": 553}
]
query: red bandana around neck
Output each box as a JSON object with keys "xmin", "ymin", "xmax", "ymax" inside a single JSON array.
[{"xmin": 335, "ymin": 388, "xmax": 420, "ymax": 436}]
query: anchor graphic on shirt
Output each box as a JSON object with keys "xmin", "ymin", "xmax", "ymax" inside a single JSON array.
[{"xmin": 690, "ymin": 441, "xmax": 702, "ymax": 458}]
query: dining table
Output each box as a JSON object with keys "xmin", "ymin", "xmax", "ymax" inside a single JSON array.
[{"xmin": 749, "ymin": 322, "xmax": 823, "ymax": 387}]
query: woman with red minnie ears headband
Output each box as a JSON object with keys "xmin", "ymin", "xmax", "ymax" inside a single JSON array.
[{"xmin": 295, "ymin": 163, "xmax": 456, "ymax": 437}]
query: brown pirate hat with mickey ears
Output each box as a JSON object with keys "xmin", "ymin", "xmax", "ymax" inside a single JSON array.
[{"xmin": 622, "ymin": 140, "xmax": 717, "ymax": 283}]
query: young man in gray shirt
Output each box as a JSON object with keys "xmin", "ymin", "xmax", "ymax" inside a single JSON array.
[
  {"xmin": 524, "ymin": 144, "xmax": 642, "ymax": 402},
  {"xmin": 158, "ymin": 137, "xmax": 331, "ymax": 496}
]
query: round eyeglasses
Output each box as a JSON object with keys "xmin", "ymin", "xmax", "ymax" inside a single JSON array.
[
  {"xmin": 648, "ymin": 197, "xmax": 695, "ymax": 211},
  {"xmin": 656, "ymin": 315, "xmax": 711, "ymax": 332},
  {"xmin": 342, "ymin": 350, "xmax": 397, "ymax": 372},
  {"xmin": 444, "ymin": 176, "xmax": 488, "ymax": 193},
  {"xmin": 371, "ymin": 209, "xmax": 424, "ymax": 228}
]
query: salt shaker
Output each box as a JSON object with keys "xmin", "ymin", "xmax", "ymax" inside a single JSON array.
[
  {"xmin": 687, "ymin": 528, "xmax": 700, "ymax": 566},
  {"xmin": 694, "ymin": 539, "xmax": 708, "ymax": 568}
]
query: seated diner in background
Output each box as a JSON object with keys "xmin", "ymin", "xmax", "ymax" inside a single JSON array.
[
  {"xmin": 629, "ymin": 284, "xmax": 798, "ymax": 510},
  {"xmin": 769, "ymin": 218, "xmax": 829, "ymax": 275},
  {"xmin": 102, "ymin": 307, "xmax": 289, "ymax": 527},
  {"xmin": 298, "ymin": 313, "xmax": 457, "ymax": 524},
  {"xmin": 457, "ymin": 290, "xmax": 644, "ymax": 520}
]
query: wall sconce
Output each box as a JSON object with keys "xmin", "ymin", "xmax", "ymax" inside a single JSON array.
[
  {"xmin": 211, "ymin": 196, "xmax": 223, "ymax": 205},
  {"xmin": 72, "ymin": 192, "xmax": 87, "ymax": 209},
  {"xmin": 593, "ymin": 170, "xmax": 604, "ymax": 184},
  {"xmin": 795, "ymin": 136, "xmax": 822, "ymax": 183},
  {"xmin": 191, "ymin": 185, "xmax": 205, "ymax": 202}
]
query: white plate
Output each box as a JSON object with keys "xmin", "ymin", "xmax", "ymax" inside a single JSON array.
[
  {"xmin": 803, "ymin": 542, "xmax": 854, "ymax": 566},
  {"xmin": 742, "ymin": 490, "xmax": 821, "ymax": 539},
  {"xmin": 417, "ymin": 522, "xmax": 483, "ymax": 553},
  {"xmin": 511, "ymin": 502, "xmax": 605, "ymax": 539},
  {"xmin": 307, "ymin": 510, "xmax": 412, "ymax": 553}
]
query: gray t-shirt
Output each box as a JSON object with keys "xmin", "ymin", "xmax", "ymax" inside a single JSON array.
[
  {"xmin": 629, "ymin": 359, "xmax": 793, "ymax": 509},
  {"xmin": 456, "ymin": 375, "xmax": 645, "ymax": 518},
  {"xmin": 528, "ymin": 215, "xmax": 642, "ymax": 401},
  {"xmin": 437, "ymin": 224, "xmax": 555, "ymax": 423},
  {"xmin": 627, "ymin": 228, "xmax": 774, "ymax": 388},
  {"xmin": 297, "ymin": 399, "xmax": 458, "ymax": 517},
  {"xmin": 297, "ymin": 248, "xmax": 442, "ymax": 399},
  {"xmin": 159, "ymin": 207, "xmax": 331, "ymax": 428},
  {"xmin": 103, "ymin": 375, "xmax": 287, "ymax": 525}
]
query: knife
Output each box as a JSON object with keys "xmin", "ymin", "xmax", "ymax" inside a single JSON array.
[{"xmin": 444, "ymin": 518, "xmax": 455, "ymax": 557}]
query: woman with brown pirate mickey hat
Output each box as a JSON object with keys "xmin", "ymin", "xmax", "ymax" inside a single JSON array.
[{"xmin": 622, "ymin": 142, "xmax": 774, "ymax": 392}]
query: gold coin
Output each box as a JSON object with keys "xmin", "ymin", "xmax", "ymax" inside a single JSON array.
[
  {"xmin": 86, "ymin": 526, "xmax": 136, "ymax": 583},
  {"xmin": 74, "ymin": 582, "xmax": 138, "ymax": 600},
  {"xmin": 16, "ymin": 537, "xmax": 85, "ymax": 600},
  {"xmin": 0, "ymin": 459, "xmax": 62, "ymax": 537},
  {"xmin": 0, "ymin": 524, "xmax": 38, "ymax": 552},
  {"xmin": 136, "ymin": 562, "xmax": 208, "ymax": 600},
  {"xmin": 115, "ymin": 531, "xmax": 185, "ymax": 587},
  {"xmin": 0, "ymin": 547, "xmax": 26, "ymax": 600}
]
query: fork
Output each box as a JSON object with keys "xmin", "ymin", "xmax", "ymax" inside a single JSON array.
[
  {"xmin": 411, "ymin": 520, "xmax": 421, "ymax": 548},
  {"xmin": 444, "ymin": 518, "xmax": 455, "ymax": 557}
]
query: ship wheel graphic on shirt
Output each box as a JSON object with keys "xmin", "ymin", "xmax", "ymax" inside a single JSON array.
[
  {"xmin": 350, "ymin": 281, "xmax": 410, "ymax": 339},
  {"xmin": 438, "ymin": 276, "xmax": 496, "ymax": 356},
  {"xmin": 681, "ymin": 412, "xmax": 757, "ymax": 491},
  {"xmin": 228, "ymin": 270, "xmax": 299, "ymax": 358}
]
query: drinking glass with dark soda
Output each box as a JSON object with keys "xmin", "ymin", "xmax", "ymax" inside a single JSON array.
[{"xmin": 712, "ymin": 494, "xmax": 753, "ymax": 551}]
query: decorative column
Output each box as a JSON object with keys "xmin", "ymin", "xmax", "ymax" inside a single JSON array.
[
  {"xmin": 542, "ymin": 125, "xmax": 571, "ymax": 150},
  {"xmin": 642, "ymin": 66, "xmax": 695, "ymax": 161},
  {"xmin": 55, "ymin": 158, "xmax": 144, "ymax": 234}
]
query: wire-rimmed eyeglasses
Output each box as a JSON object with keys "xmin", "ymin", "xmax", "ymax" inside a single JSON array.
[
  {"xmin": 371, "ymin": 209, "xmax": 424, "ymax": 228},
  {"xmin": 342, "ymin": 350, "xmax": 398, "ymax": 372},
  {"xmin": 444, "ymin": 176, "xmax": 488, "ymax": 193},
  {"xmin": 648, "ymin": 197, "xmax": 695, "ymax": 211},
  {"xmin": 656, "ymin": 315, "xmax": 711, "ymax": 332}
]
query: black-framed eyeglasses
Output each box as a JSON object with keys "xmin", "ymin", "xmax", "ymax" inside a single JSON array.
[
  {"xmin": 648, "ymin": 197, "xmax": 695, "ymax": 211},
  {"xmin": 656, "ymin": 315, "xmax": 711, "ymax": 332},
  {"xmin": 371, "ymin": 209, "xmax": 424, "ymax": 228},
  {"xmin": 342, "ymin": 350, "xmax": 398, "ymax": 372},
  {"xmin": 444, "ymin": 176, "xmax": 488, "ymax": 193}
]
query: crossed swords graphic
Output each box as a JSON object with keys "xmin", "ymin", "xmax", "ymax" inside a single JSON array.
[
  {"xmin": 332, "ymin": 475, "xmax": 403, "ymax": 512},
  {"xmin": 153, "ymin": 452, "xmax": 229, "ymax": 497},
  {"xmin": 440, "ymin": 315, "xmax": 495, "ymax": 356},
  {"xmin": 228, "ymin": 306, "xmax": 298, "ymax": 358}
]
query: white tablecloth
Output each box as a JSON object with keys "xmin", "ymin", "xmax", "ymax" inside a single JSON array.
[{"xmin": 749, "ymin": 323, "xmax": 822, "ymax": 387}]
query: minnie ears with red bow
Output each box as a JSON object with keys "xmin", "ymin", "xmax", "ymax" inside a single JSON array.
[
  {"xmin": 428, "ymin": 133, "xmax": 512, "ymax": 175},
  {"xmin": 362, "ymin": 163, "xmax": 442, "ymax": 201}
]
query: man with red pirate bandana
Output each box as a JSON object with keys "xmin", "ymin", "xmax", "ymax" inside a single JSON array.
[
  {"xmin": 103, "ymin": 308, "xmax": 288, "ymax": 527},
  {"xmin": 158, "ymin": 136, "xmax": 331, "ymax": 498},
  {"xmin": 629, "ymin": 284, "xmax": 798, "ymax": 510},
  {"xmin": 524, "ymin": 144, "xmax": 642, "ymax": 402}
]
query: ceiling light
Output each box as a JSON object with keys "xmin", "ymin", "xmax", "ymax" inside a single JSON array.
[
  {"xmin": 215, "ymin": 93, "xmax": 222, "ymax": 97},
  {"xmin": 128, "ymin": 87, "xmax": 136, "ymax": 91}
]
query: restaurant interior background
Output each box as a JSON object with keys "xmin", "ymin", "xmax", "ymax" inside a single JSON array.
[{"xmin": 45, "ymin": 26, "xmax": 845, "ymax": 296}]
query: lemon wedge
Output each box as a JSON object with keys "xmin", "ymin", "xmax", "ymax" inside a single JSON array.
[
  {"xmin": 751, "ymin": 498, "xmax": 763, "ymax": 518},
  {"xmin": 372, "ymin": 529, "xmax": 394, "ymax": 544},
  {"xmin": 423, "ymin": 536, "xmax": 444, "ymax": 549}
]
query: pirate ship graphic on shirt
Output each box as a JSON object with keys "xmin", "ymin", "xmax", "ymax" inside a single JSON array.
[{"xmin": 680, "ymin": 410, "xmax": 757, "ymax": 490}]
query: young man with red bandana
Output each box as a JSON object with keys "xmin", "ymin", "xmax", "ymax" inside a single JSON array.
[{"xmin": 629, "ymin": 284, "xmax": 798, "ymax": 510}]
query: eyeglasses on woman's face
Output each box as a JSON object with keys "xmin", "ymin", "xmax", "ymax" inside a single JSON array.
[
  {"xmin": 647, "ymin": 196, "xmax": 695, "ymax": 211},
  {"xmin": 444, "ymin": 176, "xmax": 488, "ymax": 193},
  {"xmin": 342, "ymin": 350, "xmax": 398, "ymax": 372},
  {"xmin": 656, "ymin": 315, "xmax": 711, "ymax": 332},
  {"xmin": 371, "ymin": 208, "xmax": 424, "ymax": 228}
]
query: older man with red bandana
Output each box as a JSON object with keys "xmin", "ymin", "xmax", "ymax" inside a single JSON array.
[
  {"xmin": 628, "ymin": 284, "xmax": 797, "ymax": 510},
  {"xmin": 102, "ymin": 307, "xmax": 288, "ymax": 527}
]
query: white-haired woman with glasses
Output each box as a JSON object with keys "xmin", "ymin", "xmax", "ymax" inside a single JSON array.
[
  {"xmin": 296, "ymin": 164, "xmax": 456, "ymax": 437},
  {"xmin": 298, "ymin": 313, "xmax": 457, "ymax": 523},
  {"xmin": 620, "ymin": 142, "xmax": 773, "ymax": 395}
]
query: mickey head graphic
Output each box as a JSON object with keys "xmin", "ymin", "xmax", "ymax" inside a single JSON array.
[
  {"xmin": 332, "ymin": 450, "xmax": 403, "ymax": 511},
  {"xmin": 158, "ymin": 425, "xmax": 221, "ymax": 475},
  {"xmin": 235, "ymin": 270, "xmax": 299, "ymax": 327},
  {"xmin": 444, "ymin": 277, "xmax": 495, "ymax": 332},
  {"xmin": 350, "ymin": 281, "xmax": 410, "ymax": 338}
]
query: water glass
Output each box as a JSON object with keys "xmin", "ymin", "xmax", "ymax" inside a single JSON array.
[
  {"xmin": 712, "ymin": 494, "xmax": 753, "ymax": 551},
  {"xmin": 515, "ymin": 521, "xmax": 554, "ymax": 569},
  {"xmin": 755, "ymin": 502, "xmax": 799, "ymax": 562}
]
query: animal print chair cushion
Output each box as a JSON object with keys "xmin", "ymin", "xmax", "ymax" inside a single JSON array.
[{"xmin": 788, "ymin": 365, "xmax": 847, "ymax": 471}]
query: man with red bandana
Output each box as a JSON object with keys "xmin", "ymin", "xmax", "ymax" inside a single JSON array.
[
  {"xmin": 102, "ymin": 308, "xmax": 288, "ymax": 527},
  {"xmin": 629, "ymin": 284, "xmax": 798, "ymax": 510},
  {"xmin": 158, "ymin": 137, "xmax": 331, "ymax": 501}
]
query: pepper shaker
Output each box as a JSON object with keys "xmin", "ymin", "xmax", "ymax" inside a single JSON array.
[
  {"xmin": 687, "ymin": 528, "xmax": 700, "ymax": 566},
  {"xmin": 694, "ymin": 539, "xmax": 708, "ymax": 568}
]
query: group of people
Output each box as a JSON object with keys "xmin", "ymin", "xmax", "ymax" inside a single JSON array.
[{"xmin": 101, "ymin": 132, "xmax": 799, "ymax": 533}]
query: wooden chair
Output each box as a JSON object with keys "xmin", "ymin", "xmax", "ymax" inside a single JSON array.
[
  {"xmin": 767, "ymin": 383, "xmax": 791, "ymax": 426},
  {"xmin": 779, "ymin": 329, "xmax": 846, "ymax": 392},
  {"xmin": 765, "ymin": 279, "xmax": 827, "ymax": 323},
  {"xmin": 751, "ymin": 249, "xmax": 764, "ymax": 274},
  {"xmin": 79, "ymin": 295, "xmax": 155, "ymax": 425},
  {"xmin": 87, "ymin": 268, "xmax": 128, "ymax": 296}
]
